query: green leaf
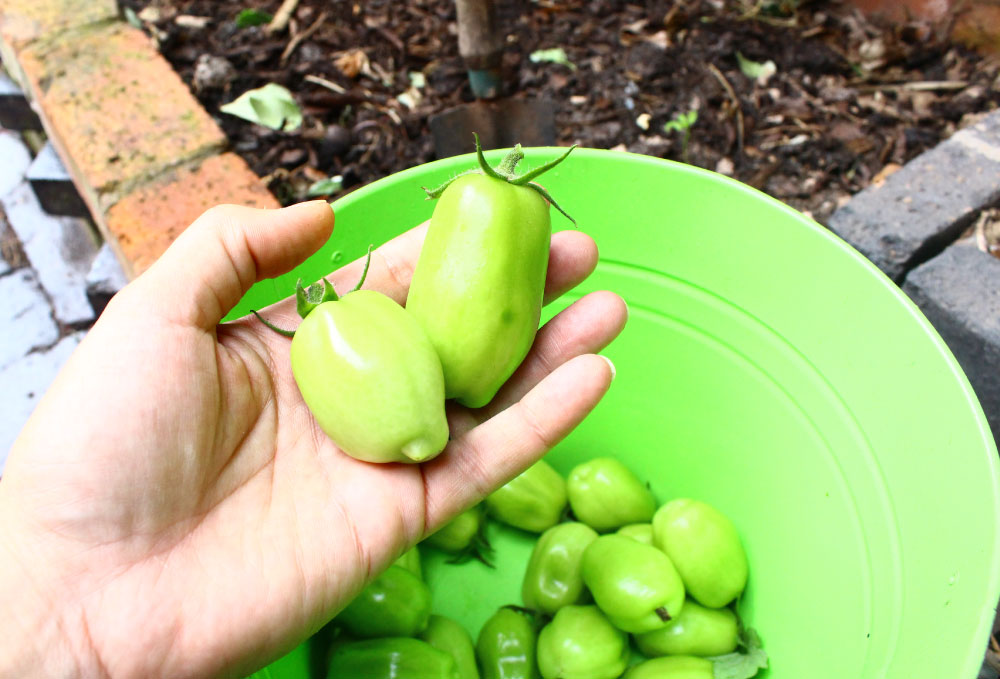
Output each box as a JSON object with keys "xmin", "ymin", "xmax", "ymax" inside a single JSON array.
[
  {"xmin": 736, "ymin": 52, "xmax": 777, "ymax": 85},
  {"xmin": 711, "ymin": 627, "xmax": 769, "ymax": 679},
  {"xmin": 529, "ymin": 47, "xmax": 576, "ymax": 71},
  {"xmin": 220, "ymin": 84, "xmax": 302, "ymax": 131},
  {"xmin": 235, "ymin": 8, "xmax": 272, "ymax": 28},
  {"xmin": 123, "ymin": 7, "xmax": 142, "ymax": 28},
  {"xmin": 307, "ymin": 176, "xmax": 344, "ymax": 197}
]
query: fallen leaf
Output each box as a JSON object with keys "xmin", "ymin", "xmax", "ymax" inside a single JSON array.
[
  {"xmin": 530, "ymin": 47, "xmax": 576, "ymax": 71},
  {"xmin": 736, "ymin": 52, "xmax": 777, "ymax": 86},
  {"xmin": 335, "ymin": 48, "xmax": 369, "ymax": 79},
  {"xmin": 871, "ymin": 162, "xmax": 902, "ymax": 187},
  {"xmin": 220, "ymin": 83, "xmax": 303, "ymax": 131}
]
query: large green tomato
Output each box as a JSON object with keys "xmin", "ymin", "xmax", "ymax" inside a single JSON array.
[
  {"xmin": 536, "ymin": 605, "xmax": 629, "ymax": 679},
  {"xmin": 621, "ymin": 656, "xmax": 713, "ymax": 679},
  {"xmin": 634, "ymin": 599, "xmax": 739, "ymax": 657},
  {"xmin": 652, "ymin": 499, "xmax": 748, "ymax": 608},
  {"xmin": 289, "ymin": 288, "xmax": 449, "ymax": 463},
  {"xmin": 406, "ymin": 137, "xmax": 575, "ymax": 408},
  {"xmin": 580, "ymin": 535, "xmax": 685, "ymax": 634}
]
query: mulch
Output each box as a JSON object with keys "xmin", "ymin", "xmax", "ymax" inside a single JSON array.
[{"xmin": 120, "ymin": 0, "xmax": 1000, "ymax": 223}]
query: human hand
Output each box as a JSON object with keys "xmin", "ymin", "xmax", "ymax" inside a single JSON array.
[{"xmin": 0, "ymin": 201, "xmax": 627, "ymax": 678}]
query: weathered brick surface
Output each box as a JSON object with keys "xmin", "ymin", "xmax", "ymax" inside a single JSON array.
[
  {"xmin": 106, "ymin": 153, "xmax": 280, "ymax": 277},
  {"xmin": 827, "ymin": 110, "xmax": 1000, "ymax": 282},
  {"xmin": 903, "ymin": 239, "xmax": 1000, "ymax": 441},
  {"xmin": 0, "ymin": 0, "xmax": 117, "ymax": 52},
  {"xmin": 17, "ymin": 22, "xmax": 226, "ymax": 208}
]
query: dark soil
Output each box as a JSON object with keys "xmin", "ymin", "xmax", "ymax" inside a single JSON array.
[{"xmin": 120, "ymin": 0, "xmax": 1000, "ymax": 223}]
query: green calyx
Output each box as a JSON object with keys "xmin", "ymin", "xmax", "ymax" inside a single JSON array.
[
  {"xmin": 252, "ymin": 244, "xmax": 374, "ymax": 337},
  {"xmin": 422, "ymin": 133, "xmax": 577, "ymax": 225}
]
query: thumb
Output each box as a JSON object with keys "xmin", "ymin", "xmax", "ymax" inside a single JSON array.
[{"xmin": 136, "ymin": 201, "xmax": 335, "ymax": 329}]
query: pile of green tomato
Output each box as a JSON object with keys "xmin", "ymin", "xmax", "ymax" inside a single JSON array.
[{"xmin": 323, "ymin": 456, "xmax": 767, "ymax": 679}]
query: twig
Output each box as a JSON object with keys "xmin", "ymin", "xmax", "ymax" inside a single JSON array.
[
  {"xmin": 304, "ymin": 74, "xmax": 347, "ymax": 94},
  {"xmin": 267, "ymin": 0, "xmax": 300, "ymax": 34},
  {"xmin": 280, "ymin": 11, "xmax": 327, "ymax": 65},
  {"xmin": 857, "ymin": 80, "xmax": 968, "ymax": 93},
  {"xmin": 707, "ymin": 63, "xmax": 744, "ymax": 153}
]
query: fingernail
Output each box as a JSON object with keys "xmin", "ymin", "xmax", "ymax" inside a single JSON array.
[{"xmin": 600, "ymin": 355, "xmax": 616, "ymax": 381}]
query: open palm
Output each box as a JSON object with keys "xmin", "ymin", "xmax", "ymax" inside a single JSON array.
[{"xmin": 0, "ymin": 201, "xmax": 626, "ymax": 678}]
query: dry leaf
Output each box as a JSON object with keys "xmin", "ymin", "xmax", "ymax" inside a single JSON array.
[{"xmin": 335, "ymin": 49, "xmax": 369, "ymax": 79}]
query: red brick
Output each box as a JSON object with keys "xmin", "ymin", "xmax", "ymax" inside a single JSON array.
[
  {"xmin": 0, "ymin": 0, "xmax": 117, "ymax": 52},
  {"xmin": 952, "ymin": 4, "xmax": 1000, "ymax": 53},
  {"xmin": 105, "ymin": 153, "xmax": 279, "ymax": 278},
  {"xmin": 18, "ymin": 22, "xmax": 226, "ymax": 207}
]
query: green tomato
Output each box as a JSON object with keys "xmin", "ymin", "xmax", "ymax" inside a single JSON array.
[
  {"xmin": 621, "ymin": 656, "xmax": 714, "ymax": 679},
  {"xmin": 475, "ymin": 606, "xmax": 541, "ymax": 679},
  {"xmin": 419, "ymin": 615, "xmax": 480, "ymax": 679},
  {"xmin": 406, "ymin": 138, "xmax": 575, "ymax": 408},
  {"xmin": 289, "ymin": 288, "xmax": 449, "ymax": 463},
  {"xmin": 652, "ymin": 499, "xmax": 748, "ymax": 608},
  {"xmin": 634, "ymin": 599, "xmax": 739, "ymax": 657},
  {"xmin": 327, "ymin": 637, "xmax": 459, "ymax": 678},
  {"xmin": 485, "ymin": 460, "xmax": 567, "ymax": 533},
  {"xmin": 424, "ymin": 505, "xmax": 493, "ymax": 565},
  {"xmin": 580, "ymin": 534, "xmax": 685, "ymax": 634},
  {"xmin": 615, "ymin": 523, "xmax": 654, "ymax": 546},
  {"xmin": 566, "ymin": 457, "xmax": 657, "ymax": 532},
  {"xmin": 336, "ymin": 565, "xmax": 432, "ymax": 638},
  {"xmin": 536, "ymin": 605, "xmax": 629, "ymax": 679},
  {"xmin": 394, "ymin": 545, "xmax": 423, "ymax": 580},
  {"xmin": 521, "ymin": 522, "xmax": 598, "ymax": 615}
]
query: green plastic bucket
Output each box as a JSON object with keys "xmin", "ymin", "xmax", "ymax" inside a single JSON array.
[{"xmin": 233, "ymin": 149, "xmax": 1000, "ymax": 678}]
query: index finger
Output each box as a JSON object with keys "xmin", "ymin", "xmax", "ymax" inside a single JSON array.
[{"xmin": 329, "ymin": 225, "xmax": 599, "ymax": 307}]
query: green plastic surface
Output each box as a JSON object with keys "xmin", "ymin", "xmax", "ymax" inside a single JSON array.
[{"xmin": 232, "ymin": 149, "xmax": 1000, "ymax": 679}]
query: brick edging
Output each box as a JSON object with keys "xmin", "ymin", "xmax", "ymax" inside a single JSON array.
[{"xmin": 0, "ymin": 0, "xmax": 280, "ymax": 279}]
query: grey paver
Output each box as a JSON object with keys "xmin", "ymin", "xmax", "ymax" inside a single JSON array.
[
  {"xmin": 1, "ymin": 182, "xmax": 98, "ymax": 326},
  {"xmin": 0, "ymin": 268, "xmax": 58, "ymax": 370},
  {"xmin": 27, "ymin": 141, "xmax": 90, "ymax": 218},
  {"xmin": 0, "ymin": 332, "xmax": 83, "ymax": 472},
  {"xmin": 828, "ymin": 109, "xmax": 1000, "ymax": 283},
  {"xmin": 86, "ymin": 242, "xmax": 128, "ymax": 316},
  {"xmin": 903, "ymin": 238, "xmax": 1000, "ymax": 441},
  {"xmin": 0, "ymin": 129, "xmax": 33, "ymax": 198},
  {"xmin": 0, "ymin": 71, "xmax": 41, "ymax": 131}
]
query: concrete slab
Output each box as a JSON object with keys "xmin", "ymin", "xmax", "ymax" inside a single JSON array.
[
  {"xmin": 1, "ymin": 181, "xmax": 97, "ymax": 326},
  {"xmin": 0, "ymin": 331, "xmax": 82, "ymax": 472},
  {"xmin": 0, "ymin": 267, "xmax": 58, "ymax": 370}
]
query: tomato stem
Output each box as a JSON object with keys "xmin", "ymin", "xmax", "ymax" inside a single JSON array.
[
  {"xmin": 351, "ymin": 245, "xmax": 374, "ymax": 292},
  {"xmin": 420, "ymin": 133, "xmax": 577, "ymax": 225},
  {"xmin": 251, "ymin": 310, "xmax": 296, "ymax": 337}
]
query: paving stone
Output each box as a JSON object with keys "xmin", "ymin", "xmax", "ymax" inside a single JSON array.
[
  {"xmin": 0, "ymin": 267, "xmax": 58, "ymax": 370},
  {"xmin": 85, "ymin": 242, "xmax": 128, "ymax": 316},
  {"xmin": 17, "ymin": 22, "xmax": 226, "ymax": 209},
  {"xmin": 106, "ymin": 153, "xmax": 279, "ymax": 277},
  {"xmin": 0, "ymin": 70, "xmax": 41, "ymax": 130},
  {"xmin": 0, "ymin": 331, "xmax": 82, "ymax": 471},
  {"xmin": 902, "ymin": 238, "xmax": 1000, "ymax": 441},
  {"xmin": 27, "ymin": 141, "xmax": 89, "ymax": 217},
  {"xmin": 0, "ymin": 128, "xmax": 32, "ymax": 198},
  {"xmin": 1, "ymin": 181, "xmax": 97, "ymax": 326},
  {"xmin": 828, "ymin": 109, "xmax": 1000, "ymax": 282}
]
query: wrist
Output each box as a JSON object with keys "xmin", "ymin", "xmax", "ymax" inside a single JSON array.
[{"xmin": 0, "ymin": 525, "xmax": 97, "ymax": 678}]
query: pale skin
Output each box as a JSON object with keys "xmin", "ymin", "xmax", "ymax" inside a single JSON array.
[{"xmin": 0, "ymin": 201, "xmax": 628, "ymax": 678}]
